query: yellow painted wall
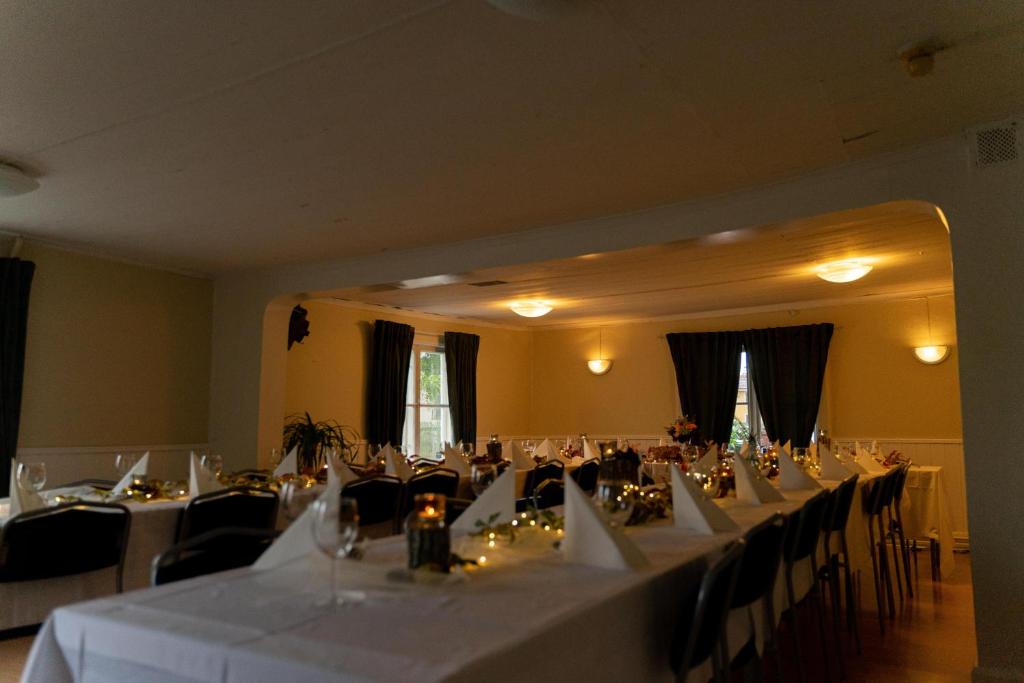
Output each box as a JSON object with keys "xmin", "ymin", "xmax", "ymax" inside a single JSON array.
[
  {"xmin": 18, "ymin": 243, "xmax": 213, "ymax": 447},
  {"xmin": 529, "ymin": 295, "xmax": 961, "ymax": 440},
  {"xmin": 284, "ymin": 301, "xmax": 533, "ymax": 439}
]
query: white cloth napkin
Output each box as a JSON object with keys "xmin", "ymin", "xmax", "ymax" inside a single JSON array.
[
  {"xmin": 561, "ymin": 475, "xmax": 649, "ymax": 571},
  {"xmin": 451, "ymin": 466, "xmax": 516, "ymax": 533},
  {"xmin": 818, "ymin": 445, "xmax": 853, "ymax": 480},
  {"xmin": 857, "ymin": 447, "xmax": 886, "ymax": 473},
  {"xmin": 671, "ymin": 465, "xmax": 738, "ymax": 534},
  {"xmin": 273, "ymin": 447, "xmax": 298, "ymax": 478},
  {"xmin": 383, "ymin": 445, "xmax": 415, "ymax": 481},
  {"xmin": 252, "ymin": 475, "xmax": 342, "ymax": 571},
  {"xmin": 534, "ymin": 439, "xmax": 558, "ymax": 463},
  {"xmin": 582, "ymin": 439, "xmax": 600, "ymax": 462},
  {"xmin": 327, "ymin": 456, "xmax": 360, "ymax": 489},
  {"xmin": 112, "ymin": 452, "xmax": 150, "ymax": 494},
  {"xmin": 782, "ymin": 440, "xmax": 792, "ymax": 454},
  {"xmin": 870, "ymin": 440, "xmax": 879, "ymax": 454},
  {"xmin": 189, "ymin": 452, "xmax": 221, "ymax": 497},
  {"xmin": 776, "ymin": 446, "xmax": 822, "ymax": 491},
  {"xmin": 507, "ymin": 441, "xmax": 535, "ymax": 470},
  {"xmin": 734, "ymin": 454, "xmax": 785, "ymax": 505},
  {"xmin": 692, "ymin": 444, "xmax": 719, "ymax": 475},
  {"xmin": 7, "ymin": 463, "xmax": 46, "ymax": 516},
  {"xmin": 443, "ymin": 446, "xmax": 471, "ymax": 476}
]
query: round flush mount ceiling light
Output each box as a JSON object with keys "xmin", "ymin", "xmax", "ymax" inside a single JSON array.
[
  {"xmin": 509, "ymin": 300, "xmax": 553, "ymax": 318},
  {"xmin": 913, "ymin": 345, "xmax": 951, "ymax": 364},
  {"xmin": 815, "ymin": 259, "xmax": 873, "ymax": 283},
  {"xmin": 0, "ymin": 161, "xmax": 39, "ymax": 198}
]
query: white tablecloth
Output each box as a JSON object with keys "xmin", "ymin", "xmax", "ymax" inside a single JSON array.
[
  {"xmin": 902, "ymin": 465, "xmax": 956, "ymax": 579},
  {"xmin": 22, "ymin": 481, "xmax": 834, "ymax": 683}
]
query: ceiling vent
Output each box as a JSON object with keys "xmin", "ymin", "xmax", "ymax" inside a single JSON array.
[
  {"xmin": 971, "ymin": 120, "xmax": 1018, "ymax": 168},
  {"xmin": 467, "ymin": 280, "xmax": 508, "ymax": 287}
]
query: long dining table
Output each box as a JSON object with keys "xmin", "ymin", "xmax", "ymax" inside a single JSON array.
[{"xmin": 21, "ymin": 471, "xmax": 876, "ymax": 683}]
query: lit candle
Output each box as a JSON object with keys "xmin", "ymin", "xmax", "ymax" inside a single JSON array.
[{"xmin": 414, "ymin": 493, "xmax": 445, "ymax": 520}]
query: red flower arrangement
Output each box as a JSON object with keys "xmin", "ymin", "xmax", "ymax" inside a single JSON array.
[{"xmin": 666, "ymin": 416, "xmax": 698, "ymax": 444}]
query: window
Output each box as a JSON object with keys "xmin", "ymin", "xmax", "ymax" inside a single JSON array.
[
  {"xmin": 402, "ymin": 345, "xmax": 453, "ymax": 458},
  {"xmin": 730, "ymin": 351, "xmax": 766, "ymax": 449}
]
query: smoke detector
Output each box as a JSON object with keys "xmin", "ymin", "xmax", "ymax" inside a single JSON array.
[{"xmin": 898, "ymin": 40, "xmax": 947, "ymax": 78}]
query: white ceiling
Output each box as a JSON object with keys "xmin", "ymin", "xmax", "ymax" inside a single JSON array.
[
  {"xmin": 0, "ymin": 1, "xmax": 1020, "ymax": 274},
  {"xmin": 328, "ymin": 200, "xmax": 953, "ymax": 327}
]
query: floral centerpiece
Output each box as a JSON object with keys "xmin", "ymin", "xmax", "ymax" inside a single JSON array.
[{"xmin": 666, "ymin": 416, "xmax": 699, "ymax": 444}]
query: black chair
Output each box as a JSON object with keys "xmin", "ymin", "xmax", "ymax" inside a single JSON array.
[
  {"xmin": 57, "ymin": 478, "xmax": 118, "ymax": 491},
  {"xmin": 532, "ymin": 478, "xmax": 564, "ymax": 509},
  {"xmin": 571, "ymin": 459, "xmax": 600, "ymax": 495},
  {"xmin": 176, "ymin": 486, "xmax": 279, "ymax": 545},
  {"xmin": 863, "ymin": 472, "xmax": 898, "ymax": 632},
  {"xmin": 398, "ymin": 468, "xmax": 461, "ymax": 523},
  {"xmin": 444, "ymin": 497, "xmax": 474, "ymax": 526},
  {"xmin": 151, "ymin": 527, "xmax": 277, "ymax": 586},
  {"xmin": 341, "ymin": 474, "xmax": 403, "ymax": 532},
  {"xmin": 727, "ymin": 513, "xmax": 788, "ymax": 680},
  {"xmin": 0, "ymin": 502, "xmax": 131, "ymax": 592},
  {"xmin": 233, "ymin": 469, "xmax": 271, "ymax": 482},
  {"xmin": 887, "ymin": 463, "xmax": 913, "ymax": 599},
  {"xmin": 781, "ymin": 490, "xmax": 832, "ymax": 683},
  {"xmin": 670, "ymin": 541, "xmax": 745, "ymax": 682},
  {"xmin": 523, "ymin": 461, "xmax": 564, "ymax": 498},
  {"xmin": 818, "ymin": 474, "xmax": 861, "ymax": 673}
]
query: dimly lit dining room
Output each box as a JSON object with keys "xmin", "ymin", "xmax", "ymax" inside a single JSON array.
[{"xmin": 1, "ymin": 2, "xmax": 1022, "ymax": 682}]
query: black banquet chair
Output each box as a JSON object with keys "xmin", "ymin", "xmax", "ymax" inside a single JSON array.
[
  {"xmin": 571, "ymin": 459, "xmax": 600, "ymax": 495},
  {"xmin": 523, "ymin": 461, "xmax": 565, "ymax": 499},
  {"xmin": 0, "ymin": 502, "xmax": 131, "ymax": 592},
  {"xmin": 152, "ymin": 527, "xmax": 277, "ymax": 586},
  {"xmin": 342, "ymin": 474, "xmax": 403, "ymax": 536},
  {"xmin": 532, "ymin": 478, "xmax": 565, "ymax": 509},
  {"xmin": 175, "ymin": 486, "xmax": 279, "ymax": 545},
  {"xmin": 398, "ymin": 467, "xmax": 460, "ymax": 523}
]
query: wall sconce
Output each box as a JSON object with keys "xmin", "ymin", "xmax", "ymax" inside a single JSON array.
[
  {"xmin": 913, "ymin": 345, "xmax": 950, "ymax": 364},
  {"xmin": 587, "ymin": 328, "xmax": 613, "ymax": 375}
]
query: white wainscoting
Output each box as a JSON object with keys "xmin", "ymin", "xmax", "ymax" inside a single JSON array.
[{"xmin": 15, "ymin": 444, "xmax": 208, "ymax": 488}]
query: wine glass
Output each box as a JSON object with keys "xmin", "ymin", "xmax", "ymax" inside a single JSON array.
[
  {"xmin": 522, "ymin": 439, "xmax": 535, "ymax": 462},
  {"xmin": 593, "ymin": 475, "xmax": 636, "ymax": 529},
  {"xmin": 200, "ymin": 454, "xmax": 223, "ymax": 479},
  {"xmin": 471, "ymin": 462, "xmax": 497, "ymax": 497},
  {"xmin": 114, "ymin": 453, "xmax": 135, "ymax": 478},
  {"xmin": 280, "ymin": 480, "xmax": 319, "ymax": 523},
  {"xmin": 17, "ymin": 462, "xmax": 46, "ymax": 493},
  {"xmin": 268, "ymin": 448, "xmax": 281, "ymax": 470},
  {"xmin": 310, "ymin": 496, "xmax": 361, "ymax": 607}
]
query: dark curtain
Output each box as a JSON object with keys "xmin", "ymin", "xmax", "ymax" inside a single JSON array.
[
  {"xmin": 665, "ymin": 331, "xmax": 743, "ymax": 445},
  {"xmin": 365, "ymin": 320, "xmax": 415, "ymax": 447},
  {"xmin": 0, "ymin": 258, "xmax": 35, "ymax": 497},
  {"xmin": 443, "ymin": 331, "xmax": 480, "ymax": 446},
  {"xmin": 743, "ymin": 323, "xmax": 834, "ymax": 448}
]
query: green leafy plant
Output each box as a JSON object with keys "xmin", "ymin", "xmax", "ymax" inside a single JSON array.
[{"xmin": 282, "ymin": 412, "xmax": 360, "ymax": 472}]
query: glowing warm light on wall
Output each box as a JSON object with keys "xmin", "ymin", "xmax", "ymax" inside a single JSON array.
[
  {"xmin": 815, "ymin": 259, "xmax": 874, "ymax": 283},
  {"xmin": 913, "ymin": 345, "xmax": 951, "ymax": 364},
  {"xmin": 509, "ymin": 300, "xmax": 553, "ymax": 318},
  {"xmin": 587, "ymin": 359, "xmax": 613, "ymax": 375}
]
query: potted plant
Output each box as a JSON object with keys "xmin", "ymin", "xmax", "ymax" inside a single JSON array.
[{"xmin": 282, "ymin": 412, "xmax": 360, "ymax": 473}]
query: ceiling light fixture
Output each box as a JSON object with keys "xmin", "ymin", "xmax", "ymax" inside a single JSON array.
[
  {"xmin": 815, "ymin": 259, "xmax": 873, "ymax": 283},
  {"xmin": 0, "ymin": 161, "xmax": 39, "ymax": 198},
  {"xmin": 913, "ymin": 297, "xmax": 952, "ymax": 364},
  {"xmin": 587, "ymin": 328, "xmax": 613, "ymax": 375},
  {"xmin": 509, "ymin": 300, "xmax": 553, "ymax": 318}
]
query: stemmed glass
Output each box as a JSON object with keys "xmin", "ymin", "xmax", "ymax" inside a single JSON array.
[
  {"xmin": 200, "ymin": 454, "xmax": 223, "ymax": 479},
  {"xmin": 16, "ymin": 462, "xmax": 47, "ymax": 494},
  {"xmin": 310, "ymin": 496, "xmax": 362, "ymax": 607},
  {"xmin": 471, "ymin": 462, "xmax": 497, "ymax": 497},
  {"xmin": 594, "ymin": 468, "xmax": 636, "ymax": 529},
  {"xmin": 114, "ymin": 453, "xmax": 135, "ymax": 478},
  {"xmin": 280, "ymin": 480, "xmax": 319, "ymax": 523},
  {"xmin": 522, "ymin": 439, "xmax": 535, "ymax": 462}
]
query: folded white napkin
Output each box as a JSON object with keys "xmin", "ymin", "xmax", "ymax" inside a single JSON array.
[
  {"xmin": 671, "ymin": 465, "xmax": 738, "ymax": 534},
  {"xmin": 507, "ymin": 441, "xmax": 534, "ymax": 470},
  {"xmin": 870, "ymin": 440, "xmax": 879, "ymax": 454},
  {"xmin": 383, "ymin": 444, "xmax": 415, "ymax": 481},
  {"xmin": 327, "ymin": 456, "xmax": 360, "ymax": 489},
  {"xmin": 189, "ymin": 451, "xmax": 221, "ymax": 497},
  {"xmin": 562, "ymin": 475, "xmax": 648, "ymax": 571},
  {"xmin": 112, "ymin": 452, "xmax": 150, "ymax": 494},
  {"xmin": 777, "ymin": 446, "xmax": 822, "ymax": 491},
  {"xmin": 273, "ymin": 447, "xmax": 298, "ymax": 478},
  {"xmin": 251, "ymin": 476, "xmax": 343, "ymax": 572},
  {"xmin": 782, "ymin": 440, "xmax": 792, "ymax": 454},
  {"xmin": 734, "ymin": 454, "xmax": 786, "ymax": 505},
  {"xmin": 7, "ymin": 463, "xmax": 46, "ymax": 516},
  {"xmin": 692, "ymin": 444, "xmax": 719, "ymax": 475},
  {"xmin": 534, "ymin": 439, "xmax": 558, "ymax": 462},
  {"xmin": 451, "ymin": 466, "xmax": 516, "ymax": 533},
  {"xmin": 582, "ymin": 439, "xmax": 600, "ymax": 462},
  {"xmin": 444, "ymin": 445, "xmax": 471, "ymax": 476},
  {"xmin": 818, "ymin": 446, "xmax": 850, "ymax": 480},
  {"xmin": 857, "ymin": 447, "xmax": 886, "ymax": 473},
  {"xmin": 739, "ymin": 442, "xmax": 750, "ymax": 458}
]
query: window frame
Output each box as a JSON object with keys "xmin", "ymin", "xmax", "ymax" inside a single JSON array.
[{"xmin": 403, "ymin": 341, "xmax": 452, "ymax": 458}]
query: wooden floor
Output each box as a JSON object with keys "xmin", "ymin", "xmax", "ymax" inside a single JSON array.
[{"xmin": 0, "ymin": 552, "xmax": 976, "ymax": 682}]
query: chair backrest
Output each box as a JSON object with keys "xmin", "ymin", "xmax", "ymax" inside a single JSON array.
[
  {"xmin": 730, "ymin": 513, "xmax": 787, "ymax": 609},
  {"xmin": 671, "ymin": 540, "xmax": 746, "ymax": 676},
  {"xmin": 785, "ymin": 490, "xmax": 830, "ymax": 563},
  {"xmin": 0, "ymin": 503, "xmax": 131, "ymax": 587},
  {"xmin": 532, "ymin": 478, "xmax": 565, "ymax": 509},
  {"xmin": 400, "ymin": 468, "xmax": 461, "ymax": 519},
  {"xmin": 176, "ymin": 486, "xmax": 279, "ymax": 544},
  {"xmin": 342, "ymin": 474, "xmax": 403, "ymax": 527},
  {"xmin": 152, "ymin": 526, "xmax": 277, "ymax": 586},
  {"xmin": 892, "ymin": 463, "xmax": 911, "ymax": 504},
  {"xmin": 826, "ymin": 474, "xmax": 860, "ymax": 532},
  {"xmin": 571, "ymin": 460, "xmax": 600, "ymax": 494},
  {"xmin": 524, "ymin": 461, "xmax": 565, "ymax": 497}
]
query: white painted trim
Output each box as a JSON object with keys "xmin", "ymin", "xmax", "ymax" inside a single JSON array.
[
  {"xmin": 833, "ymin": 437, "xmax": 963, "ymax": 445},
  {"xmin": 16, "ymin": 443, "xmax": 209, "ymax": 456}
]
